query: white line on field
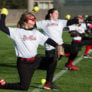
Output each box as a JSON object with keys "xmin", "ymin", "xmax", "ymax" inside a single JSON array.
[
  {"xmin": 53, "ymin": 55, "xmax": 83, "ymax": 81},
  {"xmin": 32, "ymin": 55, "xmax": 83, "ymax": 92}
]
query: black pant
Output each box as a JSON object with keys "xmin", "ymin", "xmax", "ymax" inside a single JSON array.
[
  {"xmin": 82, "ymin": 37, "xmax": 92, "ymax": 46},
  {"xmin": 63, "ymin": 37, "xmax": 92, "ymax": 61},
  {"xmin": 44, "ymin": 49, "xmax": 58, "ymax": 82},
  {"xmin": 1, "ymin": 55, "xmax": 57, "ymax": 90},
  {"xmin": 62, "ymin": 43, "xmax": 79, "ymax": 60}
]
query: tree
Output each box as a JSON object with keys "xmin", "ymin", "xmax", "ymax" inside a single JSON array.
[{"xmin": 0, "ymin": 0, "xmax": 27, "ymax": 9}]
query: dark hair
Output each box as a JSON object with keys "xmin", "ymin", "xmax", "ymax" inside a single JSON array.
[
  {"xmin": 17, "ymin": 11, "xmax": 36, "ymax": 28},
  {"xmin": 45, "ymin": 8, "xmax": 57, "ymax": 20}
]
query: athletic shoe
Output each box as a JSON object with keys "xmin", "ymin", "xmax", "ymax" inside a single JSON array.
[
  {"xmin": 0, "ymin": 79, "xmax": 6, "ymax": 86},
  {"xmin": 44, "ymin": 82, "xmax": 60, "ymax": 90},
  {"xmin": 65, "ymin": 64, "xmax": 80, "ymax": 70},
  {"xmin": 84, "ymin": 54, "xmax": 92, "ymax": 58}
]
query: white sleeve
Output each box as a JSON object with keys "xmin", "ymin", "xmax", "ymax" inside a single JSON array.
[
  {"xmin": 60, "ymin": 19, "xmax": 68, "ymax": 27},
  {"xmin": 38, "ymin": 31, "xmax": 48, "ymax": 45},
  {"xmin": 8, "ymin": 27, "xmax": 19, "ymax": 39},
  {"xmin": 81, "ymin": 23, "xmax": 87, "ymax": 30},
  {"xmin": 36, "ymin": 20, "xmax": 45, "ymax": 29},
  {"xmin": 68, "ymin": 25, "xmax": 76, "ymax": 31}
]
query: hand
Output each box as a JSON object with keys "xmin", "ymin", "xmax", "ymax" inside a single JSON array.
[
  {"xmin": 1, "ymin": 8, "xmax": 8, "ymax": 15},
  {"xmin": 56, "ymin": 45, "xmax": 65, "ymax": 58}
]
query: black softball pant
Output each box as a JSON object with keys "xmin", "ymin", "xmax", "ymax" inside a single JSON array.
[
  {"xmin": 62, "ymin": 42, "xmax": 81, "ymax": 60},
  {"xmin": 63, "ymin": 37, "xmax": 92, "ymax": 61},
  {"xmin": 1, "ymin": 55, "xmax": 57, "ymax": 90},
  {"xmin": 45, "ymin": 49, "xmax": 58, "ymax": 82},
  {"xmin": 82, "ymin": 37, "xmax": 92, "ymax": 46}
]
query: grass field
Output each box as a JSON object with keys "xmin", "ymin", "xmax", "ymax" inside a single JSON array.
[{"xmin": 0, "ymin": 30, "xmax": 92, "ymax": 92}]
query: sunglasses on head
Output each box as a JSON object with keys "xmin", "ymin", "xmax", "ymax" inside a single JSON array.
[
  {"xmin": 78, "ymin": 16, "xmax": 84, "ymax": 20},
  {"xmin": 24, "ymin": 17, "xmax": 36, "ymax": 23}
]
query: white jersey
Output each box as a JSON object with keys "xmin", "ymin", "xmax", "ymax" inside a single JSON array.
[
  {"xmin": 8, "ymin": 28, "xmax": 48, "ymax": 58},
  {"xmin": 36, "ymin": 19, "xmax": 67, "ymax": 50},
  {"xmin": 68, "ymin": 23, "xmax": 86, "ymax": 40}
]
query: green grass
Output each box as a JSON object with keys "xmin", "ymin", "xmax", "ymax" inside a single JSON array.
[{"xmin": 0, "ymin": 31, "xmax": 92, "ymax": 92}]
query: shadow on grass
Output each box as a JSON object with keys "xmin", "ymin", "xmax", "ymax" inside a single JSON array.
[
  {"xmin": 0, "ymin": 63, "xmax": 16, "ymax": 68},
  {"xmin": 30, "ymin": 85, "xmax": 44, "ymax": 89}
]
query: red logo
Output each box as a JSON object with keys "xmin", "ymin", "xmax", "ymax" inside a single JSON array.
[
  {"xmin": 46, "ymin": 23, "xmax": 58, "ymax": 27},
  {"xmin": 23, "ymin": 35, "xmax": 36, "ymax": 40}
]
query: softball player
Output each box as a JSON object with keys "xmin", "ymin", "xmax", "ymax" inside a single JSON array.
[
  {"xmin": 83, "ymin": 16, "xmax": 92, "ymax": 58},
  {"xmin": 0, "ymin": 8, "xmax": 61, "ymax": 90},
  {"xmin": 36, "ymin": 8, "xmax": 67, "ymax": 89},
  {"xmin": 68, "ymin": 15, "xmax": 92, "ymax": 67},
  {"xmin": 67, "ymin": 20, "xmax": 86, "ymax": 70}
]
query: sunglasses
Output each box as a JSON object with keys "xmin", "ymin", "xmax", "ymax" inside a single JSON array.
[
  {"xmin": 78, "ymin": 16, "xmax": 84, "ymax": 20},
  {"xmin": 24, "ymin": 17, "xmax": 36, "ymax": 23}
]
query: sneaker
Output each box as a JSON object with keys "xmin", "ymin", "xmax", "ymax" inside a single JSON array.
[
  {"xmin": 65, "ymin": 64, "xmax": 80, "ymax": 71},
  {"xmin": 84, "ymin": 54, "xmax": 92, "ymax": 58},
  {"xmin": 0, "ymin": 79, "xmax": 6, "ymax": 86},
  {"xmin": 44, "ymin": 82, "xmax": 60, "ymax": 90}
]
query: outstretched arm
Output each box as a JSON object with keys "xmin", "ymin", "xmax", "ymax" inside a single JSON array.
[
  {"xmin": 45, "ymin": 38, "xmax": 58, "ymax": 48},
  {"xmin": 45, "ymin": 38, "xmax": 64, "ymax": 57},
  {"xmin": 67, "ymin": 19, "xmax": 79, "ymax": 26},
  {"xmin": 0, "ymin": 8, "xmax": 10, "ymax": 35}
]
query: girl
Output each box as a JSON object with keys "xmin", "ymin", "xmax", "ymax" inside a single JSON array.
[
  {"xmin": 68, "ymin": 15, "xmax": 92, "ymax": 61},
  {"xmin": 0, "ymin": 8, "xmax": 62, "ymax": 90}
]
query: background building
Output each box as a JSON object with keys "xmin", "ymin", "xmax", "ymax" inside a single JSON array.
[{"xmin": 34, "ymin": 0, "xmax": 53, "ymax": 9}]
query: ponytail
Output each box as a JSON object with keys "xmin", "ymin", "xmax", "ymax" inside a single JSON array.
[{"xmin": 45, "ymin": 8, "xmax": 57, "ymax": 20}]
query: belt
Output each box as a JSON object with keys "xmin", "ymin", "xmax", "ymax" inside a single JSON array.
[
  {"xmin": 73, "ymin": 40, "xmax": 81, "ymax": 42},
  {"xmin": 18, "ymin": 57, "xmax": 35, "ymax": 62}
]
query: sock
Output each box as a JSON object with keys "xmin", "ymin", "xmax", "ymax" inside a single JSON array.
[
  {"xmin": 65, "ymin": 53, "xmax": 70, "ymax": 57},
  {"xmin": 67, "ymin": 60, "xmax": 73, "ymax": 65},
  {"xmin": 85, "ymin": 46, "xmax": 91, "ymax": 55}
]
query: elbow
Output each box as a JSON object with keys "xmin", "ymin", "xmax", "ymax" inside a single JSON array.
[
  {"xmin": 0, "ymin": 25, "xmax": 4, "ymax": 31},
  {"xmin": 0, "ymin": 25, "xmax": 2, "ymax": 31}
]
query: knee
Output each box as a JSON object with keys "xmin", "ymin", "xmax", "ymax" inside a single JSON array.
[
  {"xmin": 71, "ymin": 48, "xmax": 78, "ymax": 54},
  {"xmin": 20, "ymin": 84, "xmax": 29, "ymax": 90}
]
